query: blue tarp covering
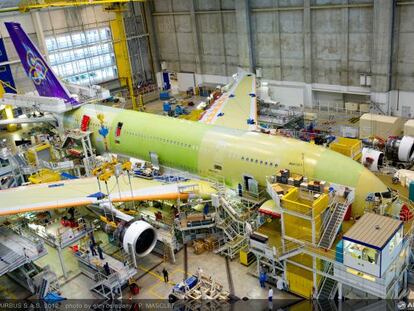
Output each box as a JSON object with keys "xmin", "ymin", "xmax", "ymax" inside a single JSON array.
[
  {"xmin": 173, "ymin": 276, "xmax": 198, "ymax": 292},
  {"xmin": 43, "ymin": 292, "xmax": 66, "ymax": 303},
  {"xmin": 87, "ymin": 192, "xmax": 106, "ymax": 200},
  {"xmin": 48, "ymin": 183, "xmax": 64, "ymax": 188},
  {"xmin": 61, "ymin": 172, "xmax": 78, "ymax": 180}
]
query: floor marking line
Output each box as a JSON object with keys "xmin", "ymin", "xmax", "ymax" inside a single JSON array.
[
  {"xmin": 138, "ymin": 263, "xmax": 175, "ymax": 285},
  {"xmin": 136, "ymin": 261, "xmax": 163, "ymax": 281}
]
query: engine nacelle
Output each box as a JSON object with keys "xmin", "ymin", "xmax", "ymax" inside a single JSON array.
[
  {"xmin": 120, "ymin": 220, "xmax": 157, "ymax": 258},
  {"xmin": 385, "ymin": 136, "xmax": 414, "ymax": 163},
  {"xmin": 362, "ymin": 147, "xmax": 384, "ymax": 172}
]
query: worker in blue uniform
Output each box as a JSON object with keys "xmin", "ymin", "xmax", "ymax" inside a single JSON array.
[
  {"xmin": 97, "ymin": 244, "xmax": 104, "ymax": 260},
  {"xmin": 203, "ymin": 202, "xmax": 210, "ymax": 215},
  {"xmin": 89, "ymin": 240, "xmax": 97, "ymax": 256},
  {"xmin": 259, "ymin": 270, "xmax": 267, "ymax": 288}
]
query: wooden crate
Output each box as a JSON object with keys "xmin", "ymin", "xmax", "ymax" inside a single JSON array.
[{"xmin": 193, "ymin": 240, "xmax": 205, "ymax": 255}]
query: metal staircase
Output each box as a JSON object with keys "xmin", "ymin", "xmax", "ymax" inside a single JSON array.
[
  {"xmin": 216, "ymin": 217, "xmax": 238, "ymax": 240},
  {"xmin": 91, "ymin": 272, "xmax": 123, "ymax": 300},
  {"xmin": 214, "ymin": 235, "xmax": 247, "ymax": 259},
  {"xmin": 214, "ymin": 197, "xmax": 249, "ymax": 259},
  {"xmin": 317, "ymin": 263, "xmax": 338, "ymax": 300},
  {"xmin": 0, "ymin": 244, "xmax": 28, "ymax": 276},
  {"xmin": 215, "ymin": 213, "xmax": 247, "ymax": 259},
  {"xmin": 318, "ymin": 202, "xmax": 348, "ymax": 249}
]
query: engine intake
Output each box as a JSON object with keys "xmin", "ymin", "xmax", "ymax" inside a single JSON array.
[{"xmin": 121, "ymin": 220, "xmax": 157, "ymax": 257}]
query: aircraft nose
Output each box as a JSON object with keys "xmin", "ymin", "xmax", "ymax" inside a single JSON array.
[{"xmin": 353, "ymin": 168, "xmax": 388, "ymax": 217}]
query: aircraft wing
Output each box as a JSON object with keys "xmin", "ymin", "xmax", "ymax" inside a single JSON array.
[
  {"xmin": 0, "ymin": 176, "xmax": 216, "ymax": 216},
  {"xmin": 0, "ymin": 116, "xmax": 56, "ymax": 126},
  {"xmin": 199, "ymin": 72, "xmax": 257, "ymax": 131}
]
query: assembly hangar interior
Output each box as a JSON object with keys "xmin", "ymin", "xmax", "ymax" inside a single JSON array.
[{"xmin": 1, "ymin": 0, "xmax": 414, "ymax": 309}]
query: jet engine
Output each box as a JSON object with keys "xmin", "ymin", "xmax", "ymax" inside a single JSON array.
[
  {"xmin": 98, "ymin": 202, "xmax": 157, "ymax": 258},
  {"xmin": 362, "ymin": 147, "xmax": 384, "ymax": 172},
  {"xmin": 385, "ymin": 136, "xmax": 414, "ymax": 165},
  {"xmin": 120, "ymin": 220, "xmax": 157, "ymax": 257}
]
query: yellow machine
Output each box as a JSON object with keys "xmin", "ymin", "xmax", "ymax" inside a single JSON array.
[
  {"xmin": 0, "ymin": 82, "xmax": 17, "ymax": 132},
  {"xmin": 239, "ymin": 247, "xmax": 255, "ymax": 266},
  {"xmin": 28, "ymin": 168, "xmax": 61, "ymax": 184},
  {"xmin": 329, "ymin": 137, "xmax": 362, "ymax": 161}
]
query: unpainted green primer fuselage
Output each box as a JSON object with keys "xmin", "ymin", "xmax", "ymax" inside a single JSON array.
[{"xmin": 64, "ymin": 104, "xmax": 388, "ymax": 216}]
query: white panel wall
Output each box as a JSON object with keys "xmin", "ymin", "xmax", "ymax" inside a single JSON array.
[
  {"xmin": 268, "ymin": 85, "xmax": 304, "ymax": 108},
  {"xmin": 177, "ymin": 72, "xmax": 195, "ymax": 92}
]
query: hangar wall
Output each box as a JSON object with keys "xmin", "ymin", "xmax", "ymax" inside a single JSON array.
[{"xmin": 148, "ymin": 0, "xmax": 414, "ymax": 117}]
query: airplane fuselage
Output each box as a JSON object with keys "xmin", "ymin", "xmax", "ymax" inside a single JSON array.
[{"xmin": 64, "ymin": 104, "xmax": 388, "ymax": 216}]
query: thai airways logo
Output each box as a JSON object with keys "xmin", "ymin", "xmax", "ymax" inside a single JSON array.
[{"xmin": 24, "ymin": 44, "xmax": 48, "ymax": 85}]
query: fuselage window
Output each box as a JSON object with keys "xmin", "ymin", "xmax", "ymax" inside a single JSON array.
[{"xmin": 214, "ymin": 164, "xmax": 222, "ymax": 171}]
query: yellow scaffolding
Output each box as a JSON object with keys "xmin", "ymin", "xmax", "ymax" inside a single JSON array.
[
  {"xmin": 281, "ymin": 187, "xmax": 329, "ymax": 298},
  {"xmin": 0, "ymin": 82, "xmax": 18, "ymax": 132},
  {"xmin": 15, "ymin": 0, "xmax": 144, "ymax": 13},
  {"xmin": 108, "ymin": 4, "xmax": 139, "ymax": 110}
]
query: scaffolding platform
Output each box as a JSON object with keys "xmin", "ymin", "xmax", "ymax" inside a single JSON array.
[
  {"xmin": 28, "ymin": 220, "xmax": 94, "ymax": 249},
  {"xmin": 0, "ymin": 227, "xmax": 47, "ymax": 277},
  {"xmin": 75, "ymin": 250, "xmax": 136, "ymax": 285}
]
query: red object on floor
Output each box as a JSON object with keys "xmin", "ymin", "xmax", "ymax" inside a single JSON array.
[
  {"xmin": 71, "ymin": 245, "xmax": 79, "ymax": 252},
  {"xmin": 400, "ymin": 204, "xmax": 413, "ymax": 221},
  {"xmin": 61, "ymin": 219, "xmax": 69, "ymax": 227},
  {"xmin": 343, "ymin": 204, "xmax": 352, "ymax": 221},
  {"xmin": 80, "ymin": 115, "xmax": 90, "ymax": 131},
  {"xmin": 130, "ymin": 283, "xmax": 139, "ymax": 295}
]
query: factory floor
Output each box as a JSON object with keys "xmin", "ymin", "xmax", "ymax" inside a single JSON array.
[
  {"xmin": 0, "ymin": 245, "xmax": 297, "ymax": 301},
  {"xmin": 0, "ymin": 213, "xmax": 297, "ymax": 301},
  {"xmin": 121, "ymin": 248, "xmax": 296, "ymax": 301}
]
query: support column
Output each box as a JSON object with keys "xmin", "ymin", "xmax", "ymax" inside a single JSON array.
[
  {"xmin": 218, "ymin": 0, "xmax": 228, "ymax": 77},
  {"xmin": 57, "ymin": 246, "xmax": 68, "ymax": 279},
  {"xmin": 143, "ymin": 1, "xmax": 161, "ymax": 73},
  {"xmin": 338, "ymin": 282, "xmax": 343, "ymax": 300},
  {"xmin": 274, "ymin": 0, "xmax": 282, "ymax": 80},
  {"xmin": 340, "ymin": 0, "xmax": 349, "ymax": 85},
  {"xmin": 235, "ymin": 0, "xmax": 254, "ymax": 72},
  {"xmin": 189, "ymin": 0, "xmax": 202, "ymax": 74},
  {"xmin": 371, "ymin": 0, "xmax": 395, "ymax": 92},
  {"xmin": 169, "ymin": 0, "xmax": 181, "ymax": 72},
  {"xmin": 110, "ymin": 7, "xmax": 137, "ymax": 110},
  {"xmin": 31, "ymin": 11, "xmax": 49, "ymax": 62},
  {"xmin": 303, "ymin": 0, "xmax": 312, "ymax": 83},
  {"xmin": 312, "ymin": 257, "xmax": 317, "ymax": 295}
]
